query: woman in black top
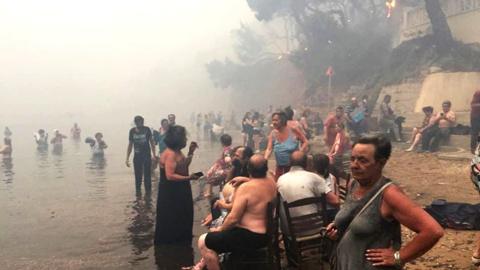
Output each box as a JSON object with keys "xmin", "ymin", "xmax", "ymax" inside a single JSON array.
[{"xmin": 154, "ymin": 125, "xmax": 200, "ymax": 245}]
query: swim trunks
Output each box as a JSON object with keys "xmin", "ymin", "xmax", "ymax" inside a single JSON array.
[{"xmin": 205, "ymin": 227, "xmax": 268, "ymax": 253}]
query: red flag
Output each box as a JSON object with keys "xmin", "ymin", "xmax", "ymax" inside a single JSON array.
[{"xmin": 326, "ymin": 66, "xmax": 334, "ymax": 77}]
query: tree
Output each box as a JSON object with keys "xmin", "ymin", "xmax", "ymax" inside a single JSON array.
[
  {"xmin": 424, "ymin": 0, "xmax": 454, "ymax": 55},
  {"xmin": 246, "ymin": 0, "xmax": 393, "ymax": 90}
]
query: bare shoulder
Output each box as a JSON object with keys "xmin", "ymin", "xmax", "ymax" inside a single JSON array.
[{"xmin": 382, "ymin": 183, "xmax": 418, "ymax": 209}]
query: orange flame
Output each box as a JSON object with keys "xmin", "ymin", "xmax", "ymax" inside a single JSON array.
[{"xmin": 386, "ymin": 0, "xmax": 396, "ymax": 18}]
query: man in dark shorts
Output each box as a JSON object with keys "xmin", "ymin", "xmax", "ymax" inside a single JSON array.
[
  {"xmin": 197, "ymin": 155, "xmax": 277, "ymax": 270},
  {"xmin": 126, "ymin": 115, "xmax": 156, "ymax": 193}
]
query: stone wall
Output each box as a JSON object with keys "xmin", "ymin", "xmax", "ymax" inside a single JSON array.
[{"xmin": 374, "ymin": 72, "xmax": 480, "ymax": 127}]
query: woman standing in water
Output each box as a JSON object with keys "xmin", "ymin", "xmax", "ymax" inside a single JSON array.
[{"xmin": 155, "ymin": 125, "xmax": 200, "ymax": 245}]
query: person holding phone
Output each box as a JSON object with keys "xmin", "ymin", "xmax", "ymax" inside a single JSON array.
[{"xmin": 155, "ymin": 125, "xmax": 201, "ymax": 246}]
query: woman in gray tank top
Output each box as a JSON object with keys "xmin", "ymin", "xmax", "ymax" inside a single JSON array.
[{"xmin": 326, "ymin": 136, "xmax": 443, "ymax": 269}]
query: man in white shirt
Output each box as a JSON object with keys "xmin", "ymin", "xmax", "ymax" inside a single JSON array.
[{"xmin": 277, "ymin": 151, "xmax": 339, "ymax": 217}]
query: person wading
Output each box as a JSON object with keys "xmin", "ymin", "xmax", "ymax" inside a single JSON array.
[{"xmin": 126, "ymin": 115, "xmax": 157, "ymax": 194}]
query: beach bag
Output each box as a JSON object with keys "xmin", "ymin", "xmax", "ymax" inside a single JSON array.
[{"xmin": 425, "ymin": 200, "xmax": 480, "ymax": 230}]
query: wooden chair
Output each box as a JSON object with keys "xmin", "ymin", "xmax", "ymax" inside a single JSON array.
[
  {"xmin": 281, "ymin": 196, "xmax": 328, "ymax": 269},
  {"xmin": 221, "ymin": 198, "xmax": 281, "ymax": 270}
]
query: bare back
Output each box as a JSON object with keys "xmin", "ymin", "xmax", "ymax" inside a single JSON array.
[{"xmin": 235, "ymin": 176, "xmax": 277, "ymax": 234}]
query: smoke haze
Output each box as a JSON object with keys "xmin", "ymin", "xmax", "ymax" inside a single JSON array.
[{"xmin": 0, "ymin": 0, "xmax": 255, "ymax": 123}]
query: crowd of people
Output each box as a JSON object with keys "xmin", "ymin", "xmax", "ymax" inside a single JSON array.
[
  {"xmin": 3, "ymin": 89, "xmax": 480, "ymax": 269},
  {"xmin": 136, "ymin": 102, "xmax": 453, "ymax": 270},
  {"xmin": 0, "ymin": 124, "xmax": 108, "ymax": 157}
]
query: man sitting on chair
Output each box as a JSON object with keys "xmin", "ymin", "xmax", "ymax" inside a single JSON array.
[
  {"xmin": 197, "ymin": 155, "xmax": 277, "ymax": 270},
  {"xmin": 277, "ymin": 151, "xmax": 339, "ymax": 218}
]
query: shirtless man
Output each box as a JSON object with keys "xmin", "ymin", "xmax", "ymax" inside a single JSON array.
[
  {"xmin": 197, "ymin": 155, "xmax": 277, "ymax": 270},
  {"xmin": 71, "ymin": 123, "xmax": 81, "ymax": 139},
  {"xmin": 0, "ymin": 138, "xmax": 12, "ymax": 156}
]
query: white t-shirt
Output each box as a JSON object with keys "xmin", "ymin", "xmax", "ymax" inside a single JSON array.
[{"xmin": 277, "ymin": 166, "xmax": 331, "ymax": 217}]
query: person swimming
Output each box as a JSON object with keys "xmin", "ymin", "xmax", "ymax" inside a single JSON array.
[{"xmin": 85, "ymin": 132, "xmax": 108, "ymax": 156}]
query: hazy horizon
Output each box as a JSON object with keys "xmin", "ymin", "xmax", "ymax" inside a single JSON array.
[{"xmin": 0, "ymin": 0, "xmax": 257, "ymax": 123}]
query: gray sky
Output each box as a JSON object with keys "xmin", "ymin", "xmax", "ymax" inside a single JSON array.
[{"xmin": 0, "ymin": 0, "xmax": 255, "ymax": 119}]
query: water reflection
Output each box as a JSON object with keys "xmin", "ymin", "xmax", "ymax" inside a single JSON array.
[
  {"xmin": 71, "ymin": 137, "xmax": 81, "ymax": 153},
  {"xmin": 1, "ymin": 157, "xmax": 14, "ymax": 188},
  {"xmin": 85, "ymin": 154, "xmax": 107, "ymax": 200},
  {"xmin": 52, "ymin": 144, "xmax": 64, "ymax": 156},
  {"xmin": 52, "ymin": 146, "xmax": 65, "ymax": 179},
  {"xmin": 154, "ymin": 245, "xmax": 194, "ymax": 270},
  {"xmin": 36, "ymin": 147, "xmax": 49, "ymax": 164},
  {"xmin": 127, "ymin": 193, "xmax": 155, "ymax": 265}
]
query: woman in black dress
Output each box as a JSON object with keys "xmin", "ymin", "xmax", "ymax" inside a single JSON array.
[{"xmin": 154, "ymin": 125, "xmax": 200, "ymax": 245}]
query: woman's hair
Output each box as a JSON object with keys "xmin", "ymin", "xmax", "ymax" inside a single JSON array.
[
  {"xmin": 164, "ymin": 125, "xmax": 187, "ymax": 151},
  {"xmin": 220, "ymin": 134, "xmax": 232, "ymax": 147},
  {"xmin": 312, "ymin": 153, "xmax": 330, "ymax": 178},
  {"xmin": 230, "ymin": 146, "xmax": 242, "ymax": 156},
  {"xmin": 94, "ymin": 132, "xmax": 103, "ymax": 138},
  {"xmin": 422, "ymin": 106, "xmax": 434, "ymax": 113},
  {"xmin": 352, "ymin": 135, "xmax": 392, "ymax": 161},
  {"xmin": 284, "ymin": 106, "xmax": 294, "ymax": 120},
  {"xmin": 272, "ymin": 111, "xmax": 288, "ymax": 126},
  {"xmin": 161, "ymin": 118, "xmax": 169, "ymax": 125},
  {"xmin": 242, "ymin": 146, "xmax": 254, "ymax": 160}
]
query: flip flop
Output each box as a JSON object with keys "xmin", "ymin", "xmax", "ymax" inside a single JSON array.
[
  {"xmin": 182, "ymin": 258, "xmax": 205, "ymax": 270},
  {"xmin": 472, "ymin": 256, "xmax": 480, "ymax": 266}
]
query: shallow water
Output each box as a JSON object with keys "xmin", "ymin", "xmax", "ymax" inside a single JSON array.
[{"xmin": 0, "ymin": 120, "xmax": 223, "ymax": 269}]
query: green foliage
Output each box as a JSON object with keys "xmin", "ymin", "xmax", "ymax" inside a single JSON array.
[{"xmin": 232, "ymin": 24, "xmax": 266, "ymax": 65}]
